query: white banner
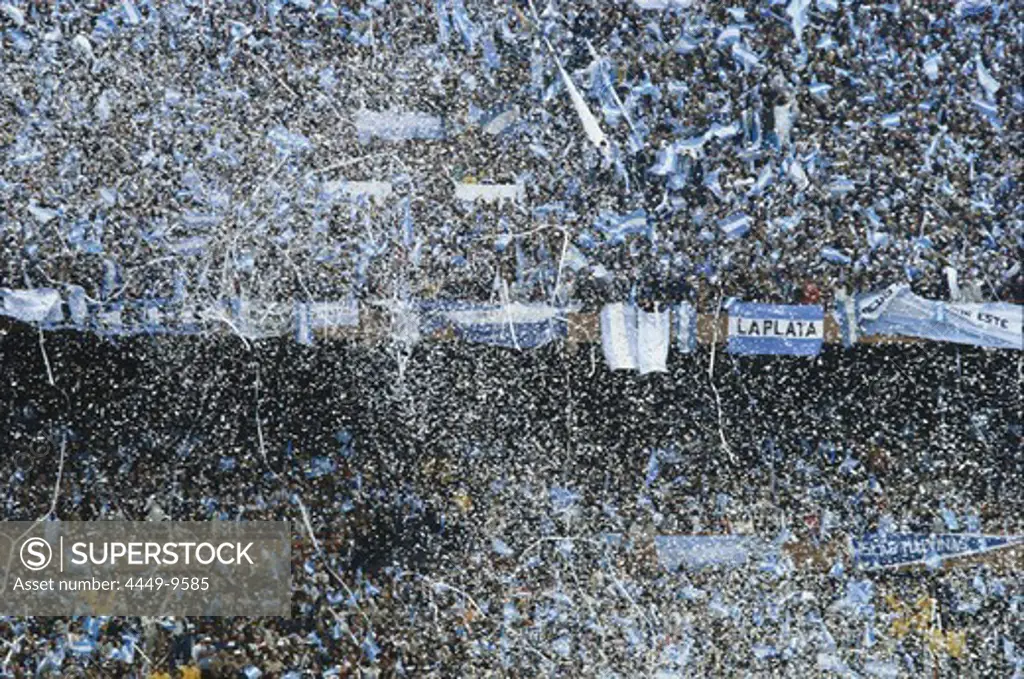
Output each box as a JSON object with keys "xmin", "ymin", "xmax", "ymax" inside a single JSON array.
[{"xmin": 857, "ymin": 285, "xmax": 1022, "ymax": 349}]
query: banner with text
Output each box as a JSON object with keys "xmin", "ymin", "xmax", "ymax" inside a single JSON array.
[
  {"xmin": 856, "ymin": 285, "xmax": 1022, "ymax": 350},
  {"xmin": 853, "ymin": 532, "xmax": 1024, "ymax": 570},
  {"xmin": 727, "ymin": 303, "xmax": 824, "ymax": 355},
  {"xmin": 421, "ymin": 301, "xmax": 567, "ymax": 349}
]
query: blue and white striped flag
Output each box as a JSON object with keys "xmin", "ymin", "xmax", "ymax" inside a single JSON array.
[
  {"xmin": 433, "ymin": 0, "xmax": 450, "ymax": 44},
  {"xmin": 122, "ymin": 0, "xmax": 142, "ymax": 25},
  {"xmin": 67, "ymin": 285, "xmax": 89, "ymax": 326},
  {"xmin": 649, "ymin": 145, "xmax": 677, "ymax": 176},
  {"xmin": 728, "ymin": 303, "xmax": 824, "ymax": 355},
  {"xmin": 449, "ymin": 0, "xmax": 478, "ymax": 52},
  {"xmin": 0, "ymin": 288, "xmax": 64, "ymax": 325},
  {"xmin": 38, "ymin": 649, "xmax": 66, "ymax": 674},
  {"xmin": 821, "ymin": 246, "xmax": 851, "ymax": 265},
  {"xmin": 83, "ymin": 617, "xmax": 103, "ymax": 639},
  {"xmin": 718, "ymin": 212, "xmax": 751, "ymax": 239},
  {"xmin": 109, "ymin": 633, "xmax": 138, "ymax": 663},
  {"xmin": 68, "ymin": 636, "xmax": 97, "ymax": 655},
  {"xmin": 595, "ymin": 209, "xmax": 650, "ymax": 245}
]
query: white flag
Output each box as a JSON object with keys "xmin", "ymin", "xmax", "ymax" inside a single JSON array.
[
  {"xmin": 637, "ymin": 306, "xmax": 670, "ymax": 374},
  {"xmin": 600, "ymin": 302, "xmax": 639, "ymax": 370}
]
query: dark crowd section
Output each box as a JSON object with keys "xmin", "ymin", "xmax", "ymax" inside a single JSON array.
[
  {"xmin": 2, "ymin": 322, "xmax": 1020, "ymax": 550},
  {"xmin": 1, "ymin": 323, "xmax": 1022, "ymax": 676}
]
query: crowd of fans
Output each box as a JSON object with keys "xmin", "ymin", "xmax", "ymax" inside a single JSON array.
[
  {"xmin": 1, "ymin": 0, "xmax": 1021, "ymax": 316},
  {"xmin": 0, "ymin": 329, "xmax": 1020, "ymax": 675},
  {"xmin": 2, "ymin": 0, "xmax": 1022, "ymax": 676}
]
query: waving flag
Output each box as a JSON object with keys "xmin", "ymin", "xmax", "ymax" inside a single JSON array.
[
  {"xmin": 68, "ymin": 636, "xmax": 97, "ymax": 655},
  {"xmin": 718, "ymin": 212, "xmax": 751, "ymax": 239},
  {"xmin": 109, "ymin": 633, "xmax": 138, "ymax": 663},
  {"xmin": 547, "ymin": 37, "xmax": 609, "ymax": 157},
  {"xmin": 594, "ymin": 209, "xmax": 650, "ymax": 245}
]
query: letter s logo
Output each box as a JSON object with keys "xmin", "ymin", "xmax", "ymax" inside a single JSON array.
[{"xmin": 20, "ymin": 538, "xmax": 53, "ymax": 571}]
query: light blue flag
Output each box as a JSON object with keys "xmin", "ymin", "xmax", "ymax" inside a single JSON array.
[
  {"xmin": 644, "ymin": 451, "xmax": 660, "ymax": 487},
  {"xmin": 68, "ymin": 637, "xmax": 97, "ymax": 655},
  {"xmin": 0, "ymin": 288, "xmax": 64, "ymax": 325},
  {"xmin": 595, "ymin": 209, "xmax": 650, "ymax": 245},
  {"xmin": 83, "ymin": 617, "xmax": 102, "ymax": 639},
  {"xmin": 449, "ymin": 0, "xmax": 478, "ymax": 52},
  {"xmin": 718, "ymin": 212, "xmax": 751, "ymax": 239},
  {"xmin": 433, "ymin": 0, "xmax": 450, "ymax": 44},
  {"xmin": 420, "ymin": 301, "xmax": 567, "ymax": 350},
  {"xmin": 732, "ymin": 42, "xmax": 760, "ymax": 70},
  {"xmin": 676, "ymin": 302, "xmax": 697, "ymax": 353},
  {"xmin": 481, "ymin": 31, "xmax": 500, "ymax": 71},
  {"xmin": 655, "ymin": 535, "xmax": 771, "ymax": 571},
  {"xmin": 728, "ymin": 303, "xmax": 824, "ymax": 356},
  {"xmin": 821, "ymin": 246, "xmax": 851, "ymax": 265},
  {"xmin": 856, "ymin": 284, "xmax": 1022, "ymax": 349},
  {"xmin": 649, "ymin": 145, "xmax": 677, "ymax": 176},
  {"xmin": 853, "ymin": 533, "xmax": 1024, "ymax": 570}
]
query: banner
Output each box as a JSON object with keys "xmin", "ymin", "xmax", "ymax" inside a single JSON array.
[
  {"xmin": 226, "ymin": 298, "xmax": 292, "ymax": 340},
  {"xmin": 454, "ymin": 182, "xmax": 524, "ymax": 204},
  {"xmin": 299, "ymin": 303, "xmax": 360, "ymax": 333},
  {"xmin": 853, "ymin": 533, "xmax": 1024, "ymax": 570},
  {"xmin": 676, "ymin": 302, "xmax": 697, "ymax": 354},
  {"xmin": 600, "ymin": 302, "xmax": 639, "ymax": 370},
  {"xmin": 353, "ymin": 109, "xmax": 446, "ymax": 142},
  {"xmin": 0, "ymin": 288, "xmax": 64, "ymax": 325},
  {"xmin": 321, "ymin": 180, "xmax": 393, "ymax": 203},
  {"xmin": 856, "ymin": 284, "xmax": 1022, "ymax": 349},
  {"xmin": 727, "ymin": 303, "xmax": 824, "ymax": 355},
  {"xmin": 637, "ymin": 306, "xmax": 671, "ymax": 374},
  {"xmin": 600, "ymin": 303, "xmax": 670, "ymax": 373},
  {"xmin": 422, "ymin": 302, "xmax": 567, "ymax": 350},
  {"xmin": 655, "ymin": 535, "xmax": 769, "ymax": 571}
]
